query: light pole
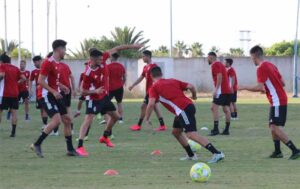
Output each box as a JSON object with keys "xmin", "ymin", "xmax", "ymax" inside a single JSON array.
[
  {"xmin": 31, "ymin": 0, "xmax": 34, "ymax": 57},
  {"xmin": 47, "ymin": 0, "xmax": 50, "ymax": 54},
  {"xmin": 18, "ymin": 0, "xmax": 21, "ymax": 64},
  {"xmin": 293, "ymin": 0, "xmax": 300, "ymax": 98},
  {"xmin": 4, "ymin": 0, "xmax": 8, "ymax": 52},
  {"xmin": 55, "ymin": 0, "xmax": 57, "ymax": 39},
  {"xmin": 169, "ymin": 0, "xmax": 173, "ymax": 57}
]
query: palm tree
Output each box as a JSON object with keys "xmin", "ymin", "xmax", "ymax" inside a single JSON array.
[
  {"xmin": 209, "ymin": 46, "xmax": 220, "ymax": 55},
  {"xmin": 174, "ymin": 41, "xmax": 187, "ymax": 58},
  {"xmin": 229, "ymin": 48, "xmax": 244, "ymax": 57},
  {"xmin": 0, "ymin": 39, "xmax": 19, "ymax": 55},
  {"xmin": 190, "ymin": 42, "xmax": 204, "ymax": 57},
  {"xmin": 153, "ymin": 45, "xmax": 169, "ymax": 57}
]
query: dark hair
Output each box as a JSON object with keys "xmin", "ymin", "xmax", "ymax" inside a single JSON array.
[
  {"xmin": 88, "ymin": 47, "xmax": 97, "ymax": 54},
  {"xmin": 208, "ymin": 52, "xmax": 217, "ymax": 57},
  {"xmin": 0, "ymin": 52, "xmax": 11, "ymax": 63},
  {"xmin": 52, "ymin": 39, "xmax": 67, "ymax": 50},
  {"xmin": 47, "ymin": 52, "xmax": 53, "ymax": 58},
  {"xmin": 250, "ymin": 45, "xmax": 264, "ymax": 57},
  {"xmin": 32, "ymin": 55, "xmax": 42, "ymax": 62},
  {"xmin": 111, "ymin": 53, "xmax": 120, "ymax": 60},
  {"xmin": 143, "ymin": 50, "xmax": 152, "ymax": 58},
  {"xmin": 90, "ymin": 49, "xmax": 103, "ymax": 57},
  {"xmin": 225, "ymin": 58, "xmax": 233, "ymax": 65},
  {"xmin": 84, "ymin": 62, "xmax": 88, "ymax": 65},
  {"xmin": 150, "ymin": 66, "xmax": 162, "ymax": 78}
]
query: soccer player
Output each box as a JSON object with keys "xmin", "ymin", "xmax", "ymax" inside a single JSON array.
[
  {"xmin": 129, "ymin": 50, "xmax": 167, "ymax": 131},
  {"xmin": 145, "ymin": 67, "xmax": 225, "ymax": 163},
  {"xmin": 30, "ymin": 39, "xmax": 77, "ymax": 158},
  {"xmin": 18, "ymin": 60, "xmax": 31, "ymax": 120},
  {"xmin": 107, "ymin": 53, "xmax": 126, "ymax": 123},
  {"xmin": 74, "ymin": 62, "xmax": 88, "ymax": 118},
  {"xmin": 76, "ymin": 44, "xmax": 142, "ymax": 157},
  {"xmin": 239, "ymin": 45, "xmax": 300, "ymax": 160},
  {"xmin": 29, "ymin": 56, "xmax": 48, "ymax": 129},
  {"xmin": 0, "ymin": 53, "xmax": 26, "ymax": 137},
  {"xmin": 225, "ymin": 58, "xmax": 238, "ymax": 120},
  {"xmin": 207, "ymin": 52, "xmax": 231, "ymax": 136}
]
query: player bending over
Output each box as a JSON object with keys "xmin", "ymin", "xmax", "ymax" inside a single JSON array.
[{"xmin": 145, "ymin": 67, "xmax": 225, "ymax": 163}]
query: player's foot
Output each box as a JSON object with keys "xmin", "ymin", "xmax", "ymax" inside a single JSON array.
[
  {"xmin": 221, "ymin": 130, "xmax": 230, "ymax": 135},
  {"xmin": 269, "ymin": 151, "xmax": 283, "ymax": 158},
  {"xmin": 25, "ymin": 115, "xmax": 31, "ymax": 121},
  {"xmin": 67, "ymin": 149, "xmax": 79, "ymax": 157},
  {"xmin": 99, "ymin": 136, "xmax": 115, "ymax": 148},
  {"xmin": 130, "ymin": 125, "xmax": 141, "ymax": 131},
  {"xmin": 10, "ymin": 133, "xmax": 15, "ymax": 137},
  {"xmin": 154, "ymin": 125, "xmax": 167, "ymax": 132},
  {"xmin": 76, "ymin": 147, "xmax": 89, "ymax": 157},
  {"xmin": 30, "ymin": 144, "xmax": 44, "ymax": 158},
  {"xmin": 180, "ymin": 154, "xmax": 198, "ymax": 161},
  {"xmin": 208, "ymin": 129, "xmax": 220, "ymax": 136},
  {"xmin": 100, "ymin": 120, "xmax": 106, "ymax": 125},
  {"xmin": 289, "ymin": 150, "xmax": 300, "ymax": 160},
  {"xmin": 207, "ymin": 152, "xmax": 225, "ymax": 163},
  {"xmin": 50, "ymin": 131, "xmax": 59, "ymax": 136},
  {"xmin": 74, "ymin": 111, "xmax": 81, "ymax": 118}
]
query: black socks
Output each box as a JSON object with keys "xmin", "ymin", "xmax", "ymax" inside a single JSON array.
[{"xmin": 205, "ymin": 143, "xmax": 220, "ymax": 154}]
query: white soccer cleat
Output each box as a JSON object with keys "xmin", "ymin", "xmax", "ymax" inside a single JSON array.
[
  {"xmin": 180, "ymin": 154, "xmax": 198, "ymax": 161},
  {"xmin": 207, "ymin": 152, "xmax": 225, "ymax": 164}
]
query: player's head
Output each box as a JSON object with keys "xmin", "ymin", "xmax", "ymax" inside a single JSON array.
[
  {"xmin": 207, "ymin": 52, "xmax": 217, "ymax": 65},
  {"xmin": 150, "ymin": 66, "xmax": 163, "ymax": 81},
  {"xmin": 0, "ymin": 52, "xmax": 11, "ymax": 64},
  {"xmin": 142, "ymin": 50, "xmax": 152, "ymax": 63},
  {"xmin": 89, "ymin": 49, "xmax": 103, "ymax": 66},
  {"xmin": 46, "ymin": 51, "xmax": 53, "ymax": 58},
  {"xmin": 250, "ymin": 45, "xmax": 264, "ymax": 66},
  {"xmin": 32, "ymin": 55, "xmax": 43, "ymax": 68},
  {"xmin": 52, "ymin": 39, "xmax": 67, "ymax": 60},
  {"xmin": 20, "ymin": 60, "xmax": 26, "ymax": 70},
  {"xmin": 111, "ymin": 53, "xmax": 120, "ymax": 61},
  {"xmin": 225, "ymin": 58, "xmax": 233, "ymax": 68}
]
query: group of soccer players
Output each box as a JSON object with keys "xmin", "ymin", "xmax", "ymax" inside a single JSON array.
[{"xmin": 0, "ymin": 39, "xmax": 299, "ymax": 162}]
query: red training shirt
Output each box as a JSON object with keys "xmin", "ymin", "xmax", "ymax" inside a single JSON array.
[
  {"xmin": 58, "ymin": 62, "xmax": 72, "ymax": 88},
  {"xmin": 0, "ymin": 64, "xmax": 22, "ymax": 98},
  {"xmin": 30, "ymin": 69, "xmax": 40, "ymax": 96},
  {"xmin": 141, "ymin": 63, "xmax": 158, "ymax": 94},
  {"xmin": 211, "ymin": 61, "xmax": 231, "ymax": 95},
  {"xmin": 18, "ymin": 70, "xmax": 30, "ymax": 92},
  {"xmin": 107, "ymin": 62, "xmax": 125, "ymax": 91},
  {"xmin": 227, "ymin": 67, "xmax": 238, "ymax": 92}
]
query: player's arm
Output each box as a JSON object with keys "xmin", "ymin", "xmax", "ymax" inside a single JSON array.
[
  {"xmin": 0, "ymin": 72, "xmax": 5, "ymax": 82},
  {"xmin": 213, "ymin": 73, "xmax": 222, "ymax": 96},
  {"xmin": 18, "ymin": 74, "xmax": 27, "ymax": 83},
  {"xmin": 145, "ymin": 98, "xmax": 156, "ymax": 126},
  {"xmin": 108, "ymin": 44, "xmax": 143, "ymax": 55},
  {"xmin": 38, "ymin": 74, "xmax": 62, "ymax": 99},
  {"xmin": 238, "ymin": 82, "xmax": 265, "ymax": 92},
  {"xmin": 230, "ymin": 76, "xmax": 235, "ymax": 93},
  {"xmin": 28, "ymin": 80, "xmax": 33, "ymax": 96},
  {"xmin": 128, "ymin": 75, "xmax": 144, "ymax": 91},
  {"xmin": 186, "ymin": 84, "xmax": 197, "ymax": 100},
  {"xmin": 69, "ymin": 74, "xmax": 76, "ymax": 97},
  {"xmin": 82, "ymin": 87, "xmax": 104, "ymax": 96}
]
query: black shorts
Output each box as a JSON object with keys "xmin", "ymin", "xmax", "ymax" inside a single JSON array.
[
  {"xmin": 85, "ymin": 96, "xmax": 116, "ymax": 115},
  {"xmin": 143, "ymin": 94, "xmax": 149, "ymax": 104},
  {"xmin": 230, "ymin": 92, "xmax": 237, "ymax": 103},
  {"xmin": 61, "ymin": 90, "xmax": 71, "ymax": 107},
  {"xmin": 0, "ymin": 97, "xmax": 19, "ymax": 110},
  {"xmin": 79, "ymin": 95, "xmax": 85, "ymax": 101},
  {"xmin": 36, "ymin": 99, "xmax": 42, "ymax": 109},
  {"xmin": 18, "ymin": 91, "xmax": 29, "ymax": 102},
  {"xmin": 38, "ymin": 93, "xmax": 68, "ymax": 118},
  {"xmin": 173, "ymin": 104, "xmax": 197, "ymax": 133},
  {"xmin": 109, "ymin": 87, "xmax": 124, "ymax": 103},
  {"xmin": 269, "ymin": 105, "xmax": 287, "ymax": 126},
  {"xmin": 213, "ymin": 94, "xmax": 231, "ymax": 106}
]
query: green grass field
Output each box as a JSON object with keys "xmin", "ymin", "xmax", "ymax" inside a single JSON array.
[{"xmin": 1, "ymin": 98, "xmax": 300, "ymax": 189}]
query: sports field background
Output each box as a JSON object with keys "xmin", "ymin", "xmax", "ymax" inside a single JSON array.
[{"xmin": 0, "ymin": 98, "xmax": 300, "ymax": 189}]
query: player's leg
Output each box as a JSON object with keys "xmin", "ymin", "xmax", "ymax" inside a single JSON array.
[
  {"xmin": 153, "ymin": 103, "xmax": 167, "ymax": 131},
  {"xmin": 24, "ymin": 92, "xmax": 30, "ymax": 120},
  {"xmin": 74, "ymin": 96, "xmax": 84, "ymax": 118},
  {"xmin": 76, "ymin": 114, "xmax": 94, "ymax": 156},
  {"xmin": 130, "ymin": 98, "xmax": 147, "ymax": 131},
  {"xmin": 210, "ymin": 102, "xmax": 220, "ymax": 135},
  {"xmin": 115, "ymin": 87, "xmax": 124, "ymax": 123},
  {"xmin": 10, "ymin": 109, "xmax": 18, "ymax": 137},
  {"xmin": 221, "ymin": 105, "xmax": 231, "ymax": 135},
  {"xmin": 116, "ymin": 102, "xmax": 123, "ymax": 122},
  {"xmin": 269, "ymin": 127, "xmax": 283, "ymax": 158},
  {"xmin": 230, "ymin": 102, "xmax": 235, "ymax": 119}
]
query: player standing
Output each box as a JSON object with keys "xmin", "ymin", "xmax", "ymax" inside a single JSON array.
[
  {"xmin": 225, "ymin": 58, "xmax": 238, "ymax": 120},
  {"xmin": 239, "ymin": 45, "xmax": 300, "ymax": 160},
  {"xmin": 207, "ymin": 52, "xmax": 231, "ymax": 136},
  {"xmin": 18, "ymin": 60, "xmax": 31, "ymax": 121},
  {"xmin": 29, "ymin": 56, "xmax": 48, "ymax": 129},
  {"xmin": 0, "ymin": 53, "xmax": 26, "ymax": 137},
  {"xmin": 30, "ymin": 39, "xmax": 77, "ymax": 158},
  {"xmin": 129, "ymin": 50, "xmax": 167, "ymax": 131},
  {"xmin": 107, "ymin": 53, "xmax": 126, "ymax": 123},
  {"xmin": 145, "ymin": 67, "xmax": 225, "ymax": 163}
]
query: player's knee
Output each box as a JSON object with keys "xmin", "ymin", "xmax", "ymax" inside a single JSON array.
[{"xmin": 172, "ymin": 129, "xmax": 181, "ymax": 137}]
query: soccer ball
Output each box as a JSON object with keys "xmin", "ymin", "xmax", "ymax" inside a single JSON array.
[
  {"xmin": 190, "ymin": 162, "xmax": 211, "ymax": 183},
  {"xmin": 188, "ymin": 139, "xmax": 201, "ymax": 153}
]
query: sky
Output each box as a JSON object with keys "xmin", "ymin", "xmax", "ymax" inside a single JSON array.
[{"xmin": 0, "ymin": 0, "xmax": 298, "ymax": 56}]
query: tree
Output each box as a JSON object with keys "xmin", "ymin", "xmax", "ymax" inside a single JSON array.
[
  {"xmin": 264, "ymin": 41, "xmax": 300, "ymax": 56},
  {"xmin": 174, "ymin": 41, "xmax": 188, "ymax": 58},
  {"xmin": 209, "ymin": 46, "xmax": 220, "ymax": 55},
  {"xmin": 0, "ymin": 39, "xmax": 19, "ymax": 55},
  {"xmin": 153, "ymin": 45, "xmax": 169, "ymax": 57},
  {"xmin": 10, "ymin": 48, "xmax": 31, "ymax": 59},
  {"xmin": 228, "ymin": 48, "xmax": 244, "ymax": 57},
  {"xmin": 190, "ymin": 42, "xmax": 204, "ymax": 57}
]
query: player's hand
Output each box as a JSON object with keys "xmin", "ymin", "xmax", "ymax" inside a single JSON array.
[
  {"xmin": 145, "ymin": 120, "xmax": 152, "ymax": 128},
  {"xmin": 128, "ymin": 85, "xmax": 134, "ymax": 91},
  {"xmin": 61, "ymin": 87, "xmax": 70, "ymax": 95},
  {"xmin": 95, "ymin": 87, "xmax": 104, "ymax": 94},
  {"xmin": 212, "ymin": 90, "xmax": 217, "ymax": 98},
  {"xmin": 53, "ymin": 91, "xmax": 63, "ymax": 99},
  {"xmin": 191, "ymin": 95, "xmax": 197, "ymax": 100}
]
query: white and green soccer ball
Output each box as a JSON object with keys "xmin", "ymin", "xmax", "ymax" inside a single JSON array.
[
  {"xmin": 190, "ymin": 162, "xmax": 211, "ymax": 183},
  {"xmin": 188, "ymin": 139, "xmax": 201, "ymax": 153}
]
